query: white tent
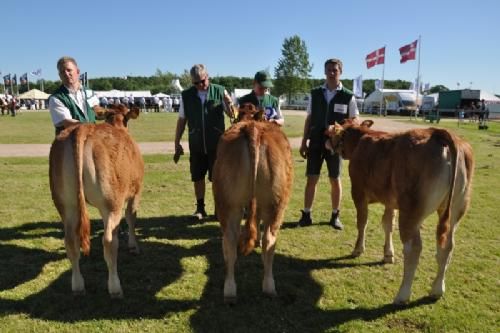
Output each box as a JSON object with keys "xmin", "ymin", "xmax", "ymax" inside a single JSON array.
[
  {"xmin": 153, "ymin": 93, "xmax": 171, "ymax": 98},
  {"xmin": 17, "ymin": 89, "xmax": 50, "ymax": 100},
  {"xmin": 480, "ymin": 91, "xmax": 500, "ymax": 104},
  {"xmin": 232, "ymin": 88, "xmax": 252, "ymax": 104},
  {"xmin": 95, "ymin": 90, "xmax": 152, "ymax": 98}
]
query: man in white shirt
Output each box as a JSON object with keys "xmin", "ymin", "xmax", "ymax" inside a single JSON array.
[
  {"xmin": 48, "ymin": 56, "xmax": 100, "ymax": 134},
  {"xmin": 296, "ymin": 58, "xmax": 359, "ymax": 230},
  {"xmin": 174, "ymin": 64, "xmax": 233, "ymax": 220}
]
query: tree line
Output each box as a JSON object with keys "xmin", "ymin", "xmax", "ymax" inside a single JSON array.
[{"xmin": 19, "ymin": 34, "xmax": 449, "ymax": 97}]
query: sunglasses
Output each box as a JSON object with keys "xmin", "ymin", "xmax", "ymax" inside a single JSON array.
[{"xmin": 193, "ymin": 77, "xmax": 207, "ymax": 85}]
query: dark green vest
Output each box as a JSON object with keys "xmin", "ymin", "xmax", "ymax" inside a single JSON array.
[
  {"xmin": 51, "ymin": 85, "xmax": 96, "ymax": 133},
  {"xmin": 182, "ymin": 83, "xmax": 226, "ymax": 153},
  {"xmin": 309, "ymin": 85, "xmax": 353, "ymax": 147},
  {"xmin": 238, "ymin": 91, "xmax": 279, "ymax": 109}
]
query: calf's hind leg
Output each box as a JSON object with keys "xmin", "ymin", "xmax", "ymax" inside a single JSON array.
[
  {"xmin": 125, "ymin": 195, "xmax": 140, "ymax": 254},
  {"xmin": 382, "ymin": 207, "xmax": 396, "ymax": 264},
  {"xmin": 394, "ymin": 214, "xmax": 423, "ymax": 304},
  {"xmin": 221, "ymin": 207, "xmax": 242, "ymax": 304},
  {"xmin": 102, "ymin": 209, "xmax": 124, "ymax": 298},
  {"xmin": 63, "ymin": 212, "xmax": 85, "ymax": 295}
]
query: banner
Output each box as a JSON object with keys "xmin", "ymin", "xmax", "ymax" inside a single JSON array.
[
  {"xmin": 20, "ymin": 73, "xmax": 28, "ymax": 85},
  {"xmin": 3, "ymin": 74, "xmax": 10, "ymax": 86},
  {"xmin": 353, "ymin": 75, "xmax": 363, "ymax": 97},
  {"xmin": 375, "ymin": 79, "xmax": 382, "ymax": 90},
  {"xmin": 399, "ymin": 40, "xmax": 418, "ymax": 63},
  {"xmin": 366, "ymin": 47, "xmax": 385, "ymax": 69},
  {"xmin": 79, "ymin": 72, "xmax": 87, "ymax": 87},
  {"xmin": 424, "ymin": 83, "xmax": 430, "ymax": 92},
  {"xmin": 12, "ymin": 74, "xmax": 17, "ymax": 86},
  {"xmin": 30, "ymin": 68, "xmax": 42, "ymax": 76}
]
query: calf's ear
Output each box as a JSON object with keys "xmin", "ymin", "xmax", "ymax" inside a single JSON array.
[
  {"xmin": 361, "ymin": 120, "xmax": 374, "ymax": 128},
  {"xmin": 93, "ymin": 106, "xmax": 107, "ymax": 120},
  {"xmin": 127, "ymin": 107, "xmax": 141, "ymax": 120}
]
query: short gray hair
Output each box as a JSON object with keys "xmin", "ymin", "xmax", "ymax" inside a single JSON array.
[
  {"xmin": 190, "ymin": 64, "xmax": 208, "ymax": 81},
  {"xmin": 57, "ymin": 56, "xmax": 78, "ymax": 72}
]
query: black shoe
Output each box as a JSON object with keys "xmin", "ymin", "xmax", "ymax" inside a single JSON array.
[
  {"xmin": 329, "ymin": 211, "xmax": 343, "ymax": 230},
  {"xmin": 192, "ymin": 206, "xmax": 208, "ymax": 221},
  {"xmin": 296, "ymin": 210, "xmax": 312, "ymax": 227}
]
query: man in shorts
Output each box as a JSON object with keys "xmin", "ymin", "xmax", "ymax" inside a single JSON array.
[{"xmin": 296, "ymin": 58, "xmax": 359, "ymax": 229}]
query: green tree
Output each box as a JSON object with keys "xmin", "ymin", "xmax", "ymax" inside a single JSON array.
[
  {"xmin": 274, "ymin": 35, "xmax": 313, "ymax": 100},
  {"xmin": 429, "ymin": 85, "xmax": 449, "ymax": 94}
]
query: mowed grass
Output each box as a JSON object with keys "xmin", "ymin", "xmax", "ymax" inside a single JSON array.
[
  {"xmin": 0, "ymin": 119, "xmax": 498, "ymax": 332},
  {"xmin": 0, "ymin": 111, "xmax": 306, "ymax": 144}
]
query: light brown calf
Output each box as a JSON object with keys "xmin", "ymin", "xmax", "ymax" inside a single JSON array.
[
  {"xmin": 213, "ymin": 104, "xmax": 293, "ymax": 303},
  {"xmin": 49, "ymin": 105, "xmax": 144, "ymax": 298},
  {"xmin": 325, "ymin": 119, "xmax": 474, "ymax": 304}
]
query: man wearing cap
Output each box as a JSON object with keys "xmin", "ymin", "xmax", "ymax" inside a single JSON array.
[
  {"xmin": 174, "ymin": 64, "xmax": 234, "ymax": 220},
  {"xmin": 49, "ymin": 56, "xmax": 100, "ymax": 135},
  {"xmin": 238, "ymin": 70, "xmax": 284, "ymax": 125},
  {"xmin": 296, "ymin": 58, "xmax": 359, "ymax": 230}
]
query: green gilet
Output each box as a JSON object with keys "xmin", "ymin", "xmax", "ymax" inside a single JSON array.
[
  {"xmin": 51, "ymin": 85, "xmax": 96, "ymax": 132},
  {"xmin": 309, "ymin": 85, "xmax": 354, "ymax": 147},
  {"xmin": 238, "ymin": 91, "xmax": 279, "ymax": 109},
  {"xmin": 181, "ymin": 83, "xmax": 226, "ymax": 153}
]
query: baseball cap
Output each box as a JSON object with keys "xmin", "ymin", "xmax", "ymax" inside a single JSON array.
[{"xmin": 254, "ymin": 70, "xmax": 273, "ymax": 88}]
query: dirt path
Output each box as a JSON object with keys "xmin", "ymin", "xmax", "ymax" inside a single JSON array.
[{"xmin": 0, "ymin": 114, "xmax": 426, "ymax": 157}]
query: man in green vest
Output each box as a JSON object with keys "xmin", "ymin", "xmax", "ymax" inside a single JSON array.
[
  {"xmin": 174, "ymin": 64, "xmax": 234, "ymax": 220},
  {"xmin": 238, "ymin": 70, "xmax": 284, "ymax": 125},
  {"xmin": 296, "ymin": 58, "xmax": 359, "ymax": 229},
  {"xmin": 49, "ymin": 56, "xmax": 100, "ymax": 134}
]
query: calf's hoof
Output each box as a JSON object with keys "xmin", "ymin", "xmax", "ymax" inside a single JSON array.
[
  {"xmin": 263, "ymin": 290, "xmax": 278, "ymax": 299},
  {"xmin": 430, "ymin": 281, "xmax": 445, "ymax": 299},
  {"xmin": 393, "ymin": 291, "xmax": 411, "ymax": 305},
  {"xmin": 383, "ymin": 255, "xmax": 395, "ymax": 264},
  {"xmin": 128, "ymin": 246, "xmax": 140, "ymax": 255},
  {"xmin": 110, "ymin": 291, "xmax": 124, "ymax": 299},
  {"xmin": 72, "ymin": 289, "xmax": 86, "ymax": 297},
  {"xmin": 224, "ymin": 296, "xmax": 237, "ymax": 305},
  {"xmin": 351, "ymin": 249, "xmax": 363, "ymax": 258}
]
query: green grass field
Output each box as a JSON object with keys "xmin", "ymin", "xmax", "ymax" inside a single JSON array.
[
  {"xmin": 0, "ymin": 116, "xmax": 498, "ymax": 332},
  {"xmin": 0, "ymin": 111, "xmax": 306, "ymax": 144}
]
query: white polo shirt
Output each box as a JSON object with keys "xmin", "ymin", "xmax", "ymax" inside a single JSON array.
[
  {"xmin": 49, "ymin": 85, "xmax": 99, "ymax": 127},
  {"xmin": 306, "ymin": 82, "xmax": 359, "ymax": 118}
]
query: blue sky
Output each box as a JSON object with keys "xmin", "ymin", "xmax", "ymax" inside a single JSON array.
[{"xmin": 1, "ymin": 0, "xmax": 499, "ymax": 93}]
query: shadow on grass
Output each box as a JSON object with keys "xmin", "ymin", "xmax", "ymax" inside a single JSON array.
[{"xmin": 0, "ymin": 215, "xmax": 436, "ymax": 330}]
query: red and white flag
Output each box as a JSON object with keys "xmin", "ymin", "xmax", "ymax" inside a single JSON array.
[
  {"xmin": 365, "ymin": 47, "xmax": 385, "ymax": 69},
  {"xmin": 399, "ymin": 40, "xmax": 418, "ymax": 63}
]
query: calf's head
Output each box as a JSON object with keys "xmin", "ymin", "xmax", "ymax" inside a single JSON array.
[
  {"xmin": 234, "ymin": 103, "xmax": 265, "ymax": 123},
  {"xmin": 95, "ymin": 104, "xmax": 140, "ymax": 128},
  {"xmin": 325, "ymin": 119, "xmax": 373, "ymax": 159}
]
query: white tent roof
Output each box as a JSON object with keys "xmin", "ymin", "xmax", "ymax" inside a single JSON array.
[
  {"xmin": 153, "ymin": 93, "xmax": 171, "ymax": 98},
  {"xmin": 232, "ymin": 89, "xmax": 252, "ymax": 99},
  {"xmin": 365, "ymin": 89, "xmax": 417, "ymax": 104},
  {"xmin": 17, "ymin": 89, "xmax": 50, "ymax": 100},
  {"xmin": 95, "ymin": 90, "xmax": 152, "ymax": 98},
  {"xmin": 480, "ymin": 91, "xmax": 500, "ymax": 103}
]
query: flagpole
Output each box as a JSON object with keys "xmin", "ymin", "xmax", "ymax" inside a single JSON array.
[
  {"xmin": 416, "ymin": 35, "xmax": 421, "ymax": 110},
  {"xmin": 380, "ymin": 45, "xmax": 386, "ymax": 116},
  {"xmin": 27, "ymin": 76, "xmax": 30, "ymax": 91}
]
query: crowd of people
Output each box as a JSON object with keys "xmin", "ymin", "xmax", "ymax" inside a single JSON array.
[{"xmin": 98, "ymin": 95, "xmax": 180, "ymax": 113}]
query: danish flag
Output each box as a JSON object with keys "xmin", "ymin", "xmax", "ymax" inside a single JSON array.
[
  {"xmin": 399, "ymin": 40, "xmax": 418, "ymax": 64},
  {"xmin": 365, "ymin": 47, "xmax": 385, "ymax": 69}
]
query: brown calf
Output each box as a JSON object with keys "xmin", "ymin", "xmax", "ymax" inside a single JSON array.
[
  {"xmin": 213, "ymin": 105, "xmax": 293, "ymax": 303},
  {"xmin": 325, "ymin": 119, "xmax": 474, "ymax": 304},
  {"xmin": 49, "ymin": 105, "xmax": 144, "ymax": 298}
]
